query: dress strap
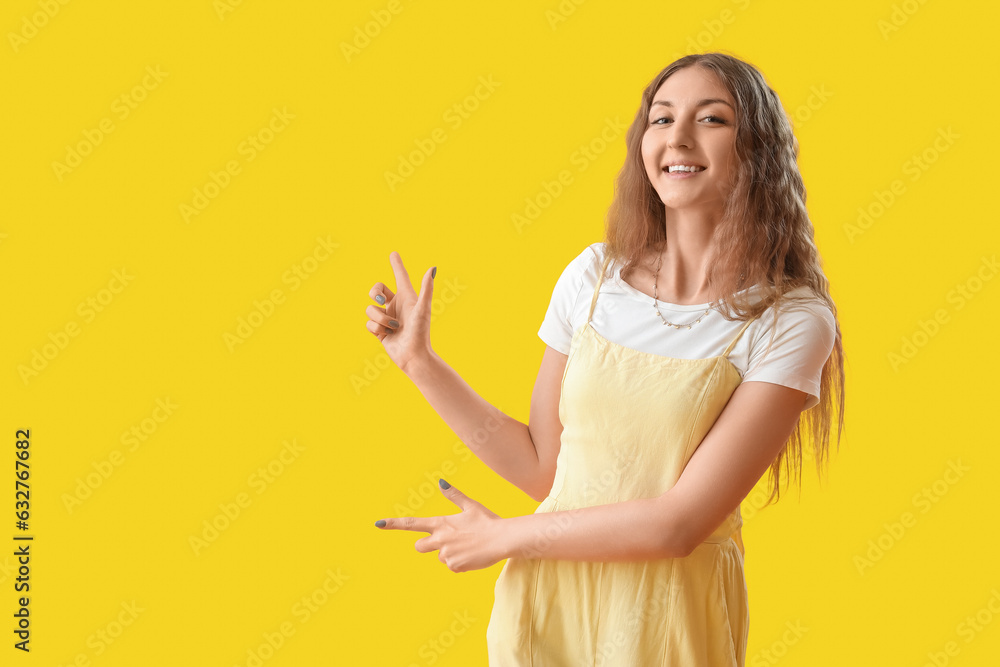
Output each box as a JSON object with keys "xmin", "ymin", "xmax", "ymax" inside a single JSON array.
[
  {"xmin": 721, "ymin": 313, "xmax": 761, "ymax": 358},
  {"xmin": 586, "ymin": 253, "xmax": 612, "ymax": 324}
]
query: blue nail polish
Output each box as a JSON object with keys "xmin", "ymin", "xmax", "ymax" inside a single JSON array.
[
  {"xmin": 388, "ymin": 320, "xmax": 399, "ymax": 327},
  {"xmin": 375, "ymin": 519, "xmax": 386, "ymax": 528},
  {"xmin": 431, "ymin": 266, "xmax": 437, "ymax": 279},
  {"xmin": 375, "ymin": 294, "xmax": 385, "ymax": 305},
  {"xmin": 439, "ymin": 478, "xmax": 450, "ymax": 489}
]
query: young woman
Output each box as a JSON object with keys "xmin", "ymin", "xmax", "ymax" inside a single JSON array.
[{"xmin": 366, "ymin": 52, "xmax": 845, "ymax": 666}]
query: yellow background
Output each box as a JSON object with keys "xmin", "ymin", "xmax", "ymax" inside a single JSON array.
[{"xmin": 2, "ymin": 0, "xmax": 998, "ymax": 664}]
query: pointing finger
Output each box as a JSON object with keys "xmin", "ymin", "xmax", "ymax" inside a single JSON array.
[
  {"xmin": 388, "ymin": 251, "xmax": 416, "ymax": 298},
  {"xmin": 374, "ymin": 515, "xmax": 437, "ymax": 533}
]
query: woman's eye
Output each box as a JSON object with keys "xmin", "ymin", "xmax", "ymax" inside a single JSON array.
[{"xmin": 649, "ymin": 115, "xmax": 726, "ymax": 126}]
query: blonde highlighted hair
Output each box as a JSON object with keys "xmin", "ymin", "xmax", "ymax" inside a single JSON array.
[{"xmin": 602, "ymin": 51, "xmax": 846, "ymax": 507}]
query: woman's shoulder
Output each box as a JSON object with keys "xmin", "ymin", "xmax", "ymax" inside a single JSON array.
[
  {"xmin": 778, "ymin": 285, "xmax": 835, "ymax": 317},
  {"xmin": 582, "ymin": 241, "xmax": 607, "ymax": 265},
  {"xmin": 752, "ymin": 285, "xmax": 837, "ymax": 341},
  {"xmin": 559, "ymin": 242, "xmax": 606, "ymax": 280}
]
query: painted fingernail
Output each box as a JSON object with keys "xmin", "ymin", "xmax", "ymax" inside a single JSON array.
[
  {"xmin": 375, "ymin": 519, "xmax": 386, "ymax": 528},
  {"xmin": 375, "ymin": 294, "xmax": 385, "ymax": 305},
  {"xmin": 431, "ymin": 266, "xmax": 437, "ymax": 279},
  {"xmin": 439, "ymin": 478, "xmax": 450, "ymax": 489},
  {"xmin": 388, "ymin": 319, "xmax": 399, "ymax": 328},
  {"xmin": 385, "ymin": 326, "xmax": 392, "ymax": 333}
]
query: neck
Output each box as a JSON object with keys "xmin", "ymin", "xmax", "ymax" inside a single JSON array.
[{"xmin": 653, "ymin": 208, "xmax": 723, "ymax": 303}]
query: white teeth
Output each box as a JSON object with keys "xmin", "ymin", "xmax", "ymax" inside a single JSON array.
[{"xmin": 667, "ymin": 165, "xmax": 705, "ymax": 173}]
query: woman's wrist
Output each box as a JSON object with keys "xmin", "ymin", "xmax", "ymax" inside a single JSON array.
[
  {"xmin": 496, "ymin": 516, "xmax": 522, "ymax": 562},
  {"xmin": 500, "ymin": 513, "xmax": 554, "ymax": 560},
  {"xmin": 399, "ymin": 346, "xmax": 438, "ymax": 379}
]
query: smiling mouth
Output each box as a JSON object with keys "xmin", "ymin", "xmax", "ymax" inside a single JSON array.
[{"xmin": 664, "ymin": 165, "xmax": 706, "ymax": 173}]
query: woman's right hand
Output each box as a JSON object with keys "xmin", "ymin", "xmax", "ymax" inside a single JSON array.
[{"xmin": 366, "ymin": 251, "xmax": 437, "ymax": 374}]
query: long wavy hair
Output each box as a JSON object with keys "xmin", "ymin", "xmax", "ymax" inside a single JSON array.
[{"xmin": 603, "ymin": 51, "xmax": 846, "ymax": 507}]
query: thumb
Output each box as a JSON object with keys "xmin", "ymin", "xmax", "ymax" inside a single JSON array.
[
  {"xmin": 438, "ymin": 478, "xmax": 472, "ymax": 511},
  {"xmin": 415, "ymin": 264, "xmax": 437, "ymax": 313}
]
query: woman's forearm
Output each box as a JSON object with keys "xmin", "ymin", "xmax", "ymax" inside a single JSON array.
[
  {"xmin": 402, "ymin": 350, "xmax": 548, "ymax": 500},
  {"xmin": 501, "ymin": 495, "xmax": 686, "ymax": 562}
]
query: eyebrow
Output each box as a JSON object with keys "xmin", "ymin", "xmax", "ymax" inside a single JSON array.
[{"xmin": 651, "ymin": 98, "xmax": 735, "ymax": 110}]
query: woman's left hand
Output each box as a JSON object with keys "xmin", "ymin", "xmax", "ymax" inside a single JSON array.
[{"xmin": 375, "ymin": 480, "xmax": 508, "ymax": 573}]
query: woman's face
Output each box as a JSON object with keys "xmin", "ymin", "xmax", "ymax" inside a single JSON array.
[{"xmin": 641, "ymin": 66, "xmax": 738, "ymax": 214}]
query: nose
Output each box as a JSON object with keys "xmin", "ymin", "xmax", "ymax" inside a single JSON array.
[{"xmin": 668, "ymin": 117, "xmax": 695, "ymax": 150}]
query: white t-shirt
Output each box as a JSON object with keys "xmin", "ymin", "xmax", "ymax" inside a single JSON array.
[{"xmin": 537, "ymin": 242, "xmax": 837, "ymax": 410}]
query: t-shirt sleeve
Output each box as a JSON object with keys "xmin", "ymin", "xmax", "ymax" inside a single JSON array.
[
  {"xmin": 537, "ymin": 244, "xmax": 600, "ymax": 354},
  {"xmin": 741, "ymin": 297, "xmax": 837, "ymax": 411}
]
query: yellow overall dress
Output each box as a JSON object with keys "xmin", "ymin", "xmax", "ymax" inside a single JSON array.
[{"xmin": 487, "ymin": 253, "xmax": 760, "ymax": 666}]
